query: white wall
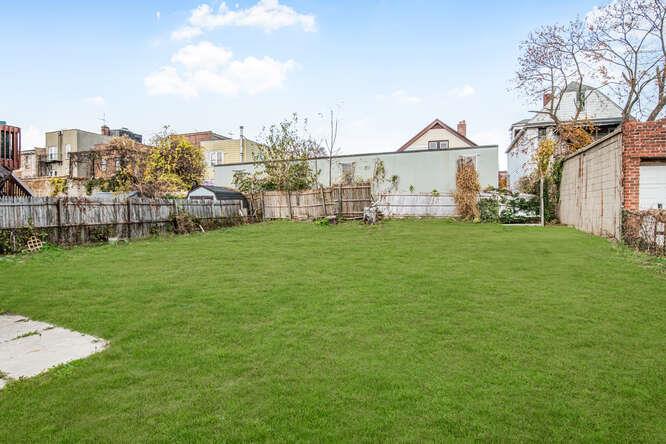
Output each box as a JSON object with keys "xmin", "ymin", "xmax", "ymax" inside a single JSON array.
[
  {"xmin": 214, "ymin": 146, "xmax": 499, "ymax": 194},
  {"xmin": 559, "ymin": 132, "xmax": 623, "ymax": 239}
]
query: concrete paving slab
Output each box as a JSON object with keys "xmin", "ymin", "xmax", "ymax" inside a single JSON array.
[
  {"xmin": 0, "ymin": 314, "xmax": 53, "ymax": 343},
  {"xmin": 0, "ymin": 314, "xmax": 107, "ymax": 388}
]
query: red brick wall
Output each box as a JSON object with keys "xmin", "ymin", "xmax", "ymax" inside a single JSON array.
[
  {"xmin": 622, "ymin": 119, "xmax": 666, "ymax": 211},
  {"xmin": 0, "ymin": 124, "xmax": 21, "ymax": 170},
  {"xmin": 177, "ymin": 131, "xmax": 225, "ymax": 147}
]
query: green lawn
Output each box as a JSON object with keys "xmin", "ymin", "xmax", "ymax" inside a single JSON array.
[{"xmin": 1, "ymin": 220, "xmax": 664, "ymax": 441}]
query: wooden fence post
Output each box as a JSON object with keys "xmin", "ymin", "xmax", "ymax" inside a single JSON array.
[
  {"xmin": 337, "ymin": 185, "xmax": 343, "ymax": 219},
  {"xmin": 260, "ymin": 191, "xmax": 265, "ymax": 221},
  {"xmin": 56, "ymin": 197, "xmax": 63, "ymax": 245},
  {"xmin": 126, "ymin": 198, "xmax": 132, "ymax": 240},
  {"xmin": 172, "ymin": 199, "xmax": 178, "ymax": 231},
  {"xmin": 286, "ymin": 190, "xmax": 293, "ymax": 219},
  {"xmin": 320, "ymin": 187, "xmax": 327, "ymax": 216}
]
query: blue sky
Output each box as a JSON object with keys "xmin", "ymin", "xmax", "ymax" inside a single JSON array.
[{"xmin": 0, "ymin": 0, "xmax": 603, "ymax": 168}]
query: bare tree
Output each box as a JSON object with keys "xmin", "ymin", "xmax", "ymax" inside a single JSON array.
[
  {"xmin": 587, "ymin": 0, "xmax": 666, "ymax": 121},
  {"xmin": 516, "ymin": 0, "xmax": 666, "ymax": 125},
  {"xmin": 515, "ymin": 19, "xmax": 596, "ymax": 126},
  {"xmin": 320, "ymin": 109, "xmax": 340, "ymax": 187}
]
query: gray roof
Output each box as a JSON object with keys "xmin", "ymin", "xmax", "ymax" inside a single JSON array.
[{"xmin": 190, "ymin": 185, "xmax": 247, "ymax": 201}]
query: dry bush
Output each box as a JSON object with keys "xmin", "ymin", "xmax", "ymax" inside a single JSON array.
[
  {"xmin": 172, "ymin": 211, "xmax": 199, "ymax": 234},
  {"xmin": 623, "ymin": 210, "xmax": 666, "ymax": 255},
  {"xmin": 454, "ymin": 160, "xmax": 480, "ymax": 220}
]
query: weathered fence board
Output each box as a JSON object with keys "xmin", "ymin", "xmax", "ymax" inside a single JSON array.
[
  {"xmin": 254, "ymin": 185, "xmax": 372, "ymax": 220},
  {"xmin": 0, "ymin": 196, "xmax": 244, "ymax": 247},
  {"xmin": 375, "ymin": 193, "xmax": 458, "ymax": 217}
]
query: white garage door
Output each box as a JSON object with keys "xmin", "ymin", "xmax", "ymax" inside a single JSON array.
[{"xmin": 639, "ymin": 162, "xmax": 666, "ymax": 210}]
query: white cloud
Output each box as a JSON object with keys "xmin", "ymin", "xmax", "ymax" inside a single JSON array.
[
  {"xmin": 145, "ymin": 67, "xmax": 199, "ymax": 98},
  {"xmin": 447, "ymin": 84, "xmax": 476, "ymax": 97},
  {"xmin": 226, "ymin": 56, "xmax": 296, "ymax": 94},
  {"xmin": 156, "ymin": 11, "xmax": 161, "ymax": 21},
  {"xmin": 145, "ymin": 41, "xmax": 296, "ymax": 98},
  {"xmin": 171, "ymin": 25, "xmax": 203, "ymax": 41},
  {"xmin": 377, "ymin": 90, "xmax": 422, "ymax": 104},
  {"xmin": 83, "ymin": 96, "xmax": 106, "ymax": 106},
  {"xmin": 171, "ymin": 41, "xmax": 233, "ymax": 70},
  {"xmin": 172, "ymin": 0, "xmax": 316, "ymax": 40}
]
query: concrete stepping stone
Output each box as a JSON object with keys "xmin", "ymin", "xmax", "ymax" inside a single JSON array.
[{"xmin": 0, "ymin": 314, "xmax": 107, "ymax": 389}]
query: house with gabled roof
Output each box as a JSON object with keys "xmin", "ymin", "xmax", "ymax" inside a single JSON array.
[
  {"xmin": 506, "ymin": 83, "xmax": 624, "ymax": 189},
  {"xmin": 397, "ymin": 118, "xmax": 477, "ymax": 152},
  {"xmin": 212, "ymin": 117, "xmax": 499, "ymax": 194}
]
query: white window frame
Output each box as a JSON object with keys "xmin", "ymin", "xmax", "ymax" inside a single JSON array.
[
  {"xmin": 48, "ymin": 146, "xmax": 58, "ymax": 161},
  {"xmin": 209, "ymin": 151, "xmax": 224, "ymax": 166},
  {"xmin": 428, "ymin": 140, "xmax": 449, "ymax": 150}
]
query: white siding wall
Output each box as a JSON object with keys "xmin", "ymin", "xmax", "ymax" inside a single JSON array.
[{"xmin": 214, "ymin": 146, "xmax": 499, "ymax": 194}]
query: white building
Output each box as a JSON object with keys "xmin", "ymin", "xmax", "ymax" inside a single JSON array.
[
  {"xmin": 211, "ymin": 118, "xmax": 498, "ymax": 195},
  {"xmin": 506, "ymin": 83, "xmax": 623, "ymax": 189}
]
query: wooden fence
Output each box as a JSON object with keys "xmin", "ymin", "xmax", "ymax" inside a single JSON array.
[
  {"xmin": 251, "ymin": 185, "xmax": 372, "ymax": 220},
  {"xmin": 375, "ymin": 193, "xmax": 458, "ymax": 217},
  {"xmin": 0, "ymin": 196, "xmax": 244, "ymax": 247}
]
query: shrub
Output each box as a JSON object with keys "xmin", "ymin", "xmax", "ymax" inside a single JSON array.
[
  {"xmin": 479, "ymin": 197, "xmax": 500, "ymax": 223},
  {"xmin": 171, "ymin": 211, "xmax": 199, "ymax": 234},
  {"xmin": 454, "ymin": 161, "xmax": 480, "ymax": 220},
  {"xmin": 49, "ymin": 178, "xmax": 68, "ymax": 197},
  {"xmin": 499, "ymin": 194, "xmax": 540, "ymax": 224}
]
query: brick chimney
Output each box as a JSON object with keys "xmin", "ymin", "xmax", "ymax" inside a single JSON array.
[
  {"xmin": 543, "ymin": 92, "xmax": 552, "ymax": 107},
  {"xmin": 101, "ymin": 125, "xmax": 111, "ymax": 136},
  {"xmin": 457, "ymin": 120, "xmax": 467, "ymax": 137}
]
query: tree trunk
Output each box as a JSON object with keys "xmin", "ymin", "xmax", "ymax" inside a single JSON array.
[{"xmin": 540, "ymin": 176, "xmax": 545, "ymax": 227}]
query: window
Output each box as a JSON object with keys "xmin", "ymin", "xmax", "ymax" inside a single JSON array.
[
  {"xmin": 1, "ymin": 131, "xmax": 12, "ymax": 159},
  {"xmin": 428, "ymin": 140, "xmax": 449, "ymax": 150},
  {"xmin": 100, "ymin": 159, "xmax": 107, "ymax": 171},
  {"xmin": 65, "ymin": 144, "xmax": 72, "ymax": 156},
  {"xmin": 209, "ymin": 151, "xmax": 224, "ymax": 166},
  {"xmin": 538, "ymin": 128, "xmax": 547, "ymax": 141},
  {"xmin": 115, "ymin": 159, "xmax": 121, "ymax": 171},
  {"xmin": 48, "ymin": 146, "xmax": 58, "ymax": 161}
]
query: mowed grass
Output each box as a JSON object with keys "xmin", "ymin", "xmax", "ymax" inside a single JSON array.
[{"xmin": 0, "ymin": 220, "xmax": 665, "ymax": 441}]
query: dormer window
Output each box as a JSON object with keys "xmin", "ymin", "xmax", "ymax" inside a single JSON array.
[{"xmin": 428, "ymin": 140, "xmax": 449, "ymax": 150}]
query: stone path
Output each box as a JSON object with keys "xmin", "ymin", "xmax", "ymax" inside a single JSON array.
[{"xmin": 0, "ymin": 314, "xmax": 107, "ymax": 389}]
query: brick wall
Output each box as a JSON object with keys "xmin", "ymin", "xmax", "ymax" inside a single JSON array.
[
  {"xmin": 178, "ymin": 131, "xmax": 225, "ymax": 147},
  {"xmin": 0, "ymin": 124, "xmax": 21, "ymax": 170},
  {"xmin": 622, "ymin": 119, "xmax": 666, "ymax": 211},
  {"xmin": 559, "ymin": 131, "xmax": 623, "ymax": 239}
]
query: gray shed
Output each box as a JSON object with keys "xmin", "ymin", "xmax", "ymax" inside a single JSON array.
[{"xmin": 188, "ymin": 185, "xmax": 249, "ymax": 208}]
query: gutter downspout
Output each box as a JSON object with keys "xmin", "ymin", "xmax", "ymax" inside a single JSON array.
[{"xmin": 239, "ymin": 125, "xmax": 245, "ymax": 162}]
